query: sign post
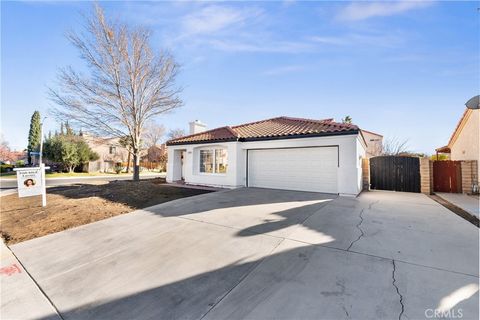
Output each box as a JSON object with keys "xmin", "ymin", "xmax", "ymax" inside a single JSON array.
[
  {"xmin": 14, "ymin": 115, "xmax": 49, "ymax": 206},
  {"xmin": 14, "ymin": 165, "xmax": 50, "ymax": 206}
]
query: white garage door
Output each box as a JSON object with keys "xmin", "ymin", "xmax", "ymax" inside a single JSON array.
[{"xmin": 248, "ymin": 147, "xmax": 338, "ymax": 193}]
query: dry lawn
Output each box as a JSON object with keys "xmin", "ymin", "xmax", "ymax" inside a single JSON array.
[{"xmin": 0, "ymin": 178, "xmax": 212, "ymax": 244}]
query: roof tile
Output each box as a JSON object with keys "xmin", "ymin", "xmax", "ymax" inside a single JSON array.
[{"xmin": 167, "ymin": 116, "xmax": 359, "ymax": 145}]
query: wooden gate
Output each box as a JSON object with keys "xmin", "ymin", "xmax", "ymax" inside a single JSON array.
[
  {"xmin": 433, "ymin": 161, "xmax": 462, "ymax": 193},
  {"xmin": 370, "ymin": 156, "xmax": 420, "ymax": 193}
]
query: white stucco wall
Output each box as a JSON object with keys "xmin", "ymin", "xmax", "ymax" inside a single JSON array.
[
  {"xmin": 167, "ymin": 133, "xmax": 366, "ymax": 195},
  {"xmin": 167, "ymin": 141, "xmax": 242, "ymax": 188},
  {"xmin": 450, "ymin": 109, "xmax": 480, "ymax": 179}
]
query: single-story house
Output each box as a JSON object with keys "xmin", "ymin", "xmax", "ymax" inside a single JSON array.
[
  {"xmin": 166, "ymin": 116, "xmax": 367, "ymax": 196},
  {"xmin": 436, "ymin": 108, "xmax": 479, "ymax": 181}
]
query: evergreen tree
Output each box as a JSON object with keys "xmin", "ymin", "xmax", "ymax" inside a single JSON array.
[
  {"xmin": 27, "ymin": 111, "xmax": 41, "ymax": 164},
  {"xmin": 65, "ymin": 121, "xmax": 74, "ymax": 136}
]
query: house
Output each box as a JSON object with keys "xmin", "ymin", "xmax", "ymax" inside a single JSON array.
[
  {"xmin": 166, "ymin": 116, "xmax": 368, "ymax": 196},
  {"xmin": 142, "ymin": 144, "xmax": 168, "ymax": 171},
  {"xmin": 436, "ymin": 108, "xmax": 479, "ymax": 183},
  {"xmin": 360, "ymin": 130, "xmax": 383, "ymax": 157},
  {"xmin": 82, "ymin": 134, "xmax": 130, "ymax": 172}
]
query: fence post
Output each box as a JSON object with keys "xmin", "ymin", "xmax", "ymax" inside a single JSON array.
[
  {"xmin": 461, "ymin": 160, "xmax": 478, "ymax": 194},
  {"xmin": 362, "ymin": 158, "xmax": 370, "ymax": 191},
  {"xmin": 419, "ymin": 157, "xmax": 432, "ymax": 194}
]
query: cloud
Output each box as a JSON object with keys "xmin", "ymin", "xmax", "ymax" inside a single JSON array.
[
  {"xmin": 308, "ymin": 36, "xmax": 349, "ymax": 46},
  {"xmin": 262, "ymin": 65, "xmax": 306, "ymax": 76},
  {"xmin": 181, "ymin": 5, "xmax": 262, "ymax": 36},
  {"xmin": 208, "ymin": 39, "xmax": 314, "ymax": 53},
  {"xmin": 309, "ymin": 32, "xmax": 404, "ymax": 48},
  {"xmin": 337, "ymin": 1, "xmax": 433, "ymax": 21}
]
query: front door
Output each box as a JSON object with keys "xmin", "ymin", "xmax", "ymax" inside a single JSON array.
[{"xmin": 181, "ymin": 151, "xmax": 186, "ymax": 180}]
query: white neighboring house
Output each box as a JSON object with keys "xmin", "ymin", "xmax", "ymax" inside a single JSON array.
[{"xmin": 166, "ymin": 116, "xmax": 367, "ymax": 196}]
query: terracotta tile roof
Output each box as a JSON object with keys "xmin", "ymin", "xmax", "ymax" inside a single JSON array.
[{"xmin": 167, "ymin": 116, "xmax": 360, "ymax": 145}]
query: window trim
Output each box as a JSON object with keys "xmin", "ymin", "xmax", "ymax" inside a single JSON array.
[{"xmin": 198, "ymin": 147, "xmax": 228, "ymax": 175}]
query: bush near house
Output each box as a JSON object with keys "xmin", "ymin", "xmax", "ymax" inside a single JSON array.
[
  {"xmin": 0, "ymin": 163, "xmax": 14, "ymax": 173},
  {"xmin": 44, "ymin": 124, "xmax": 99, "ymax": 173},
  {"xmin": 430, "ymin": 154, "xmax": 449, "ymax": 161}
]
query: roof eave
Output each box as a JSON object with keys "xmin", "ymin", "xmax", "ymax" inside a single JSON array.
[
  {"xmin": 167, "ymin": 130, "xmax": 359, "ymax": 146},
  {"xmin": 166, "ymin": 137, "xmax": 239, "ymax": 146},
  {"xmin": 241, "ymin": 130, "xmax": 359, "ymax": 142}
]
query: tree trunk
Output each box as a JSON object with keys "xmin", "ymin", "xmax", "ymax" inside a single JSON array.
[
  {"xmin": 133, "ymin": 151, "xmax": 140, "ymax": 181},
  {"xmin": 126, "ymin": 150, "xmax": 131, "ymax": 173}
]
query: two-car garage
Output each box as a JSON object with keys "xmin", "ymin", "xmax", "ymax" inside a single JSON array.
[
  {"xmin": 167, "ymin": 116, "xmax": 366, "ymax": 196},
  {"xmin": 247, "ymin": 146, "xmax": 339, "ymax": 194}
]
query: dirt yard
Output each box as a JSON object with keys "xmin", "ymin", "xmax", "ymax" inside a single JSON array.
[{"xmin": 0, "ymin": 178, "xmax": 212, "ymax": 244}]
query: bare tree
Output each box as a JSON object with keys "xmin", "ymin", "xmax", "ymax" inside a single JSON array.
[
  {"xmin": 381, "ymin": 137, "xmax": 410, "ymax": 156},
  {"xmin": 167, "ymin": 128, "xmax": 186, "ymax": 140},
  {"xmin": 49, "ymin": 4, "xmax": 182, "ymax": 181},
  {"xmin": 143, "ymin": 122, "xmax": 166, "ymax": 147}
]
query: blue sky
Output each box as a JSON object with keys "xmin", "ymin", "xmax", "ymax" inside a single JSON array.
[{"xmin": 1, "ymin": 1, "xmax": 478, "ymax": 153}]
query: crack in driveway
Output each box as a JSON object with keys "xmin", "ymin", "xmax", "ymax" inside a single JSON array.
[
  {"xmin": 392, "ymin": 260, "xmax": 405, "ymax": 320},
  {"xmin": 347, "ymin": 200, "xmax": 379, "ymax": 251},
  {"xmin": 347, "ymin": 208, "xmax": 365, "ymax": 251}
]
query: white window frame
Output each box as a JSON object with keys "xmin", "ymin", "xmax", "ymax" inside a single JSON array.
[{"xmin": 198, "ymin": 148, "xmax": 228, "ymax": 175}]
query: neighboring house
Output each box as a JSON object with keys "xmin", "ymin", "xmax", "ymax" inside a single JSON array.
[
  {"xmin": 436, "ymin": 108, "xmax": 480, "ymax": 180},
  {"xmin": 144, "ymin": 144, "xmax": 167, "ymax": 162},
  {"xmin": 82, "ymin": 134, "xmax": 129, "ymax": 172},
  {"xmin": 166, "ymin": 116, "xmax": 367, "ymax": 196},
  {"xmin": 142, "ymin": 144, "xmax": 168, "ymax": 171},
  {"xmin": 360, "ymin": 130, "xmax": 383, "ymax": 158}
]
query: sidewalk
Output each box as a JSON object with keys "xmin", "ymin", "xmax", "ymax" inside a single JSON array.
[
  {"xmin": 0, "ymin": 172, "xmax": 166, "ymax": 181},
  {"xmin": 436, "ymin": 193, "xmax": 480, "ymax": 219},
  {"xmin": 0, "ymin": 241, "xmax": 61, "ymax": 320}
]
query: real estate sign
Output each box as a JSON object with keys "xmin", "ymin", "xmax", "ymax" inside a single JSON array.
[{"xmin": 15, "ymin": 167, "xmax": 43, "ymax": 197}]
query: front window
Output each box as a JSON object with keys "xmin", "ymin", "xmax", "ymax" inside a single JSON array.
[
  {"xmin": 199, "ymin": 148, "xmax": 228, "ymax": 174},
  {"xmin": 215, "ymin": 149, "xmax": 228, "ymax": 173},
  {"xmin": 200, "ymin": 150, "xmax": 213, "ymax": 173}
]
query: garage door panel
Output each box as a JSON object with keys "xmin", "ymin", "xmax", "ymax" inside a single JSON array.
[{"xmin": 248, "ymin": 147, "xmax": 338, "ymax": 193}]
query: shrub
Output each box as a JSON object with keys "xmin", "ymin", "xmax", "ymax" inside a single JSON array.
[
  {"xmin": 0, "ymin": 164, "xmax": 14, "ymax": 173},
  {"xmin": 15, "ymin": 160, "xmax": 25, "ymax": 167},
  {"xmin": 44, "ymin": 132, "xmax": 98, "ymax": 172},
  {"xmin": 113, "ymin": 162, "xmax": 124, "ymax": 174}
]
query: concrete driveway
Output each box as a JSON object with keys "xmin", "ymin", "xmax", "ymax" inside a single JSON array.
[{"xmin": 5, "ymin": 188, "xmax": 479, "ymax": 320}]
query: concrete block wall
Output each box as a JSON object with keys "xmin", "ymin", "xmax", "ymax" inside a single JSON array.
[
  {"xmin": 420, "ymin": 158, "xmax": 432, "ymax": 194},
  {"xmin": 461, "ymin": 160, "xmax": 478, "ymax": 194},
  {"xmin": 362, "ymin": 158, "xmax": 370, "ymax": 191}
]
